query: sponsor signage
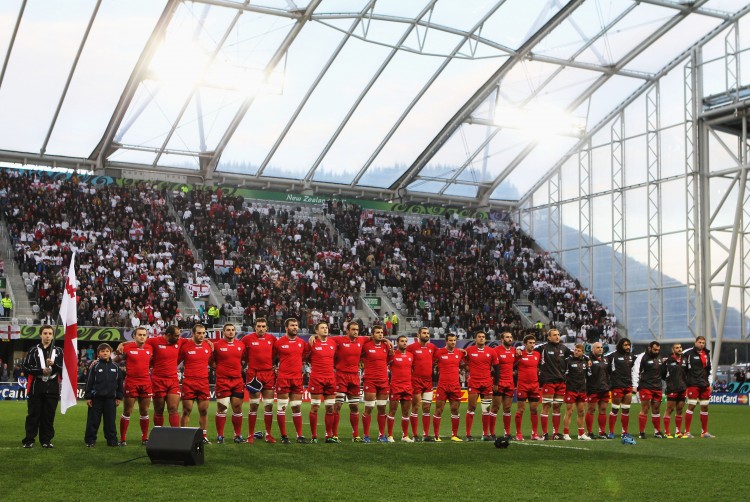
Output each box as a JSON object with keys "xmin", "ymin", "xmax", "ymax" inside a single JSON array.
[
  {"xmin": 0, "ymin": 383, "xmax": 26, "ymax": 400},
  {"xmin": 709, "ymin": 392, "xmax": 750, "ymax": 405},
  {"xmin": 363, "ymin": 296, "xmax": 381, "ymax": 310}
]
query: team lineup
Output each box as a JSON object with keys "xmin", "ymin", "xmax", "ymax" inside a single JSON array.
[
  {"xmin": 115, "ymin": 319, "xmax": 716, "ymax": 446},
  {"xmin": 22, "ymin": 319, "xmax": 716, "ymax": 448}
]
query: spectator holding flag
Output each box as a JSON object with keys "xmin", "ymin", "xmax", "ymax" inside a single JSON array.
[{"xmin": 21, "ymin": 325, "xmax": 63, "ymax": 448}]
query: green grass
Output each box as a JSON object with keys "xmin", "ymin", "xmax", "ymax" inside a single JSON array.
[{"xmin": 1, "ymin": 402, "xmax": 749, "ymax": 501}]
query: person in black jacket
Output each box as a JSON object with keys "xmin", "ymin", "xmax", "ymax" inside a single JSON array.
[
  {"xmin": 661, "ymin": 343, "xmax": 687, "ymax": 438},
  {"xmin": 585, "ymin": 342, "xmax": 610, "ymax": 439},
  {"xmin": 534, "ymin": 329, "xmax": 571, "ymax": 440},
  {"xmin": 681, "ymin": 336, "xmax": 714, "ymax": 438},
  {"xmin": 21, "ymin": 325, "xmax": 63, "ymax": 448},
  {"xmin": 84, "ymin": 343, "xmax": 123, "ymax": 447},
  {"xmin": 562, "ymin": 344, "xmax": 589, "ymax": 440},
  {"xmin": 605, "ymin": 337, "xmax": 633, "ymax": 439},
  {"xmin": 635, "ymin": 341, "xmax": 665, "ymax": 439}
]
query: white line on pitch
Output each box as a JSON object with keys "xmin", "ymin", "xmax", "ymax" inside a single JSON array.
[{"xmin": 513, "ymin": 442, "xmax": 590, "ymax": 451}]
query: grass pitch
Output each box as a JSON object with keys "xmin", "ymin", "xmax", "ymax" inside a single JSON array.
[{"xmin": 1, "ymin": 402, "xmax": 749, "ymax": 501}]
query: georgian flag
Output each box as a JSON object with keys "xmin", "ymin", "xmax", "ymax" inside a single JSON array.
[{"xmin": 60, "ymin": 253, "xmax": 79, "ymax": 414}]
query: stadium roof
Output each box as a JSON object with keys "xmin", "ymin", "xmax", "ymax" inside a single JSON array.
[{"xmin": 0, "ymin": 0, "xmax": 748, "ymax": 205}]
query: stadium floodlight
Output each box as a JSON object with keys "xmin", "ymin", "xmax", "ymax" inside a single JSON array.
[{"xmin": 493, "ymin": 103, "xmax": 586, "ymax": 140}]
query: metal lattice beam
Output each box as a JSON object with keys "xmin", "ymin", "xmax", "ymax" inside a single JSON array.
[
  {"xmin": 0, "ymin": 0, "xmax": 27, "ymax": 95},
  {"xmin": 90, "ymin": 0, "xmax": 181, "ymax": 166},
  {"xmin": 203, "ymin": 0, "xmax": 322, "ymax": 179},
  {"xmin": 392, "ymin": 0, "xmax": 586, "ymax": 195}
]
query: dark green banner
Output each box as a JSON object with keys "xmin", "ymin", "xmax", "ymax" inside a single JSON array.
[{"xmin": 19, "ymin": 325, "xmax": 125, "ymax": 342}]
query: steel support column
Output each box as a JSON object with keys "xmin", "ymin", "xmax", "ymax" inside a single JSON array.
[
  {"xmin": 611, "ymin": 113, "xmax": 626, "ymax": 330},
  {"xmin": 578, "ymin": 142, "xmax": 592, "ymax": 290},
  {"xmin": 646, "ymin": 84, "xmax": 663, "ymax": 339}
]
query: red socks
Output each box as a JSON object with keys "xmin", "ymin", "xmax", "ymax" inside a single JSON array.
[
  {"xmin": 248, "ymin": 411, "xmax": 257, "ymax": 436},
  {"xmin": 451, "ymin": 415, "xmax": 460, "ymax": 437},
  {"xmin": 120, "ymin": 415, "xmax": 130, "ymax": 441},
  {"xmin": 139, "ymin": 415, "xmax": 149, "ymax": 440},
  {"xmin": 292, "ymin": 412, "xmax": 303, "ymax": 437},
  {"xmin": 362, "ymin": 414, "xmax": 372, "ymax": 437},
  {"xmin": 215, "ymin": 413, "xmax": 227, "ymax": 437},
  {"xmin": 350, "ymin": 412, "xmax": 360, "ymax": 437},
  {"xmin": 585, "ymin": 412, "xmax": 594, "ymax": 434},
  {"xmin": 465, "ymin": 411, "xmax": 474, "ymax": 436},
  {"xmin": 264, "ymin": 411, "xmax": 273, "ymax": 435},
  {"xmin": 309, "ymin": 411, "xmax": 318, "ymax": 438}
]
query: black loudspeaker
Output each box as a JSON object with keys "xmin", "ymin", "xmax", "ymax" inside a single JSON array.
[{"xmin": 146, "ymin": 427, "xmax": 205, "ymax": 466}]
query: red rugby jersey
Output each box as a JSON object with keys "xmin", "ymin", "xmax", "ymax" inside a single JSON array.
[
  {"xmin": 406, "ymin": 341, "xmax": 437, "ymax": 379},
  {"xmin": 213, "ymin": 338, "xmax": 245, "ymax": 380},
  {"xmin": 516, "ymin": 350, "xmax": 540, "ymax": 388},
  {"xmin": 145, "ymin": 336, "xmax": 185, "ymax": 379},
  {"xmin": 178, "ymin": 340, "xmax": 213, "ymax": 380},
  {"xmin": 495, "ymin": 344, "xmax": 517, "ymax": 386},
  {"xmin": 361, "ymin": 340, "xmax": 389, "ymax": 382},
  {"xmin": 242, "ymin": 332, "xmax": 276, "ymax": 371},
  {"xmin": 309, "ymin": 338, "xmax": 336, "ymax": 380},
  {"xmin": 389, "ymin": 350, "xmax": 414, "ymax": 388},
  {"xmin": 274, "ymin": 336, "xmax": 310, "ymax": 379},
  {"xmin": 121, "ymin": 342, "xmax": 152, "ymax": 383},
  {"xmin": 465, "ymin": 345, "xmax": 498, "ymax": 385},
  {"xmin": 433, "ymin": 348, "xmax": 463, "ymax": 388},
  {"xmin": 331, "ymin": 335, "xmax": 370, "ymax": 373}
]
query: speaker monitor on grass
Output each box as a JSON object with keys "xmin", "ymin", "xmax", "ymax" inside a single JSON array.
[{"xmin": 146, "ymin": 427, "xmax": 205, "ymax": 466}]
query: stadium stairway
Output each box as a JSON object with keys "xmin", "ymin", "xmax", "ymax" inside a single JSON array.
[
  {"xmin": 165, "ymin": 193, "xmax": 224, "ymax": 311},
  {"xmin": 513, "ymin": 298, "xmax": 551, "ymax": 330},
  {"xmin": 0, "ymin": 220, "xmax": 34, "ymax": 322},
  {"xmin": 318, "ymin": 212, "xmax": 346, "ymax": 248}
]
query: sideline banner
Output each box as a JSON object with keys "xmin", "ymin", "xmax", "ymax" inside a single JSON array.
[
  {"xmin": 0, "ymin": 382, "xmax": 517, "ymax": 404},
  {"xmin": 709, "ymin": 392, "xmax": 749, "ymax": 405}
]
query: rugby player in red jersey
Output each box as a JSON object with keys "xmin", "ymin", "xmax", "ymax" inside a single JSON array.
[
  {"xmin": 329, "ymin": 322, "xmax": 371, "ymax": 441},
  {"xmin": 145, "ymin": 325, "xmax": 184, "ymax": 428},
  {"xmin": 515, "ymin": 334, "xmax": 541, "ymax": 440},
  {"xmin": 212, "ymin": 323, "xmax": 246, "ymax": 444},
  {"xmin": 491, "ymin": 331, "xmax": 518, "ymax": 439},
  {"xmin": 115, "ymin": 326, "xmax": 152, "ymax": 445},
  {"xmin": 406, "ymin": 327, "xmax": 437, "ymax": 441},
  {"xmin": 432, "ymin": 333, "xmax": 464, "ymax": 442},
  {"xmin": 242, "ymin": 318, "xmax": 277, "ymax": 443},
  {"xmin": 178, "ymin": 324, "xmax": 213, "ymax": 442},
  {"xmin": 387, "ymin": 335, "xmax": 414, "ymax": 443},
  {"xmin": 562, "ymin": 344, "xmax": 590, "ymax": 440},
  {"xmin": 274, "ymin": 318, "xmax": 310, "ymax": 444},
  {"xmin": 464, "ymin": 331, "xmax": 498, "ymax": 441},
  {"xmin": 307, "ymin": 321, "xmax": 337, "ymax": 443},
  {"xmin": 361, "ymin": 325, "xmax": 391, "ymax": 443}
]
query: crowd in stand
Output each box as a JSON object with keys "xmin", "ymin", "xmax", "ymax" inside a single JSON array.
[
  {"xmin": 0, "ymin": 170, "xmax": 193, "ymax": 327},
  {"xmin": 172, "ymin": 188, "xmax": 370, "ymax": 333},
  {"xmin": 0, "ymin": 169, "xmax": 616, "ymax": 343},
  {"xmin": 327, "ymin": 200, "xmax": 615, "ymax": 343}
]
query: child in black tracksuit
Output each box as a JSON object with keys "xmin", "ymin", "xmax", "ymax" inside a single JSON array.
[{"xmin": 84, "ymin": 343, "xmax": 123, "ymax": 447}]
